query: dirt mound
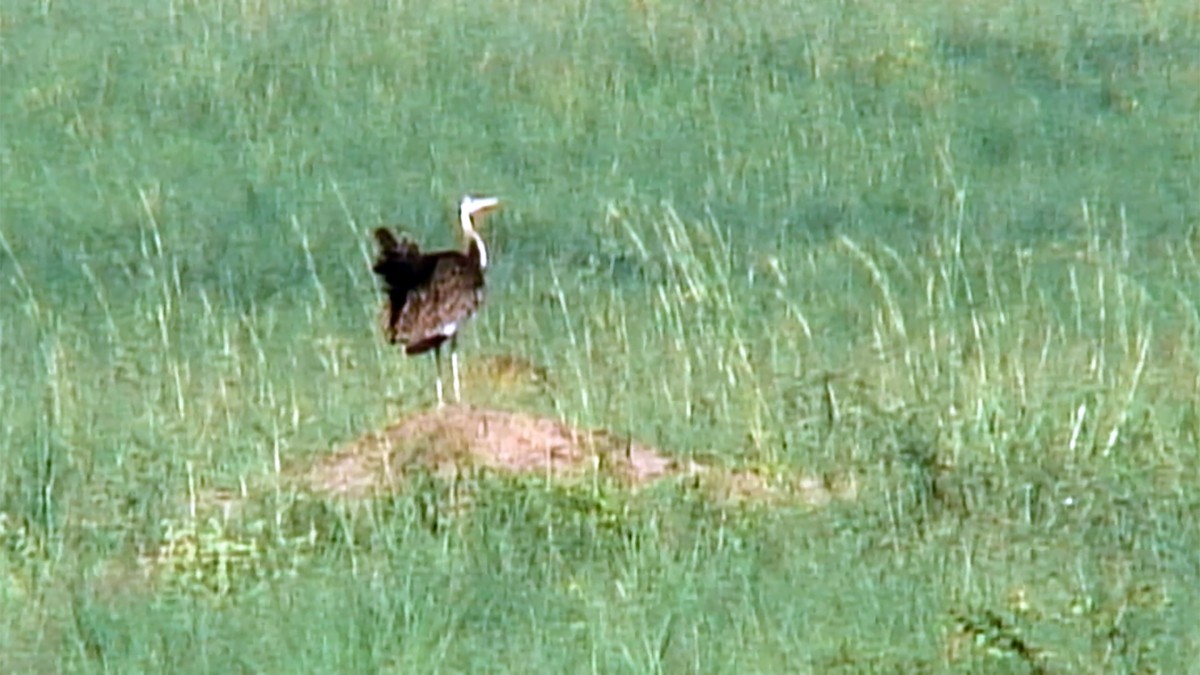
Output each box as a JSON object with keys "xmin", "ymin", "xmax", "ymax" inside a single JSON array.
[
  {"xmin": 298, "ymin": 405, "xmax": 702, "ymax": 499},
  {"xmin": 274, "ymin": 404, "xmax": 861, "ymax": 513},
  {"xmin": 175, "ymin": 404, "xmax": 859, "ymax": 537}
]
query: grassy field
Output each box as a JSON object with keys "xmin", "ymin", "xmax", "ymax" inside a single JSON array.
[{"xmin": 2, "ymin": 0, "xmax": 1200, "ymax": 670}]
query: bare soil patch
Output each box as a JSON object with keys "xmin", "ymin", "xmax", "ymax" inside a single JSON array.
[
  {"xmin": 297, "ymin": 404, "xmax": 697, "ymax": 499},
  {"xmin": 294, "ymin": 404, "xmax": 858, "ymax": 508}
]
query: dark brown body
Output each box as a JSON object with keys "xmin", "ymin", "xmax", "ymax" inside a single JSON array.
[{"xmin": 372, "ymin": 227, "xmax": 484, "ymax": 355}]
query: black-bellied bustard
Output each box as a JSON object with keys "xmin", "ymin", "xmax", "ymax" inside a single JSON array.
[{"xmin": 372, "ymin": 195, "xmax": 501, "ymax": 406}]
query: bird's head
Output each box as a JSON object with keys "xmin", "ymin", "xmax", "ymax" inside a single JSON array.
[{"xmin": 460, "ymin": 195, "xmax": 501, "ymax": 230}]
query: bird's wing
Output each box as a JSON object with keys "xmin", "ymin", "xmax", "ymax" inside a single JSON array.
[
  {"xmin": 403, "ymin": 255, "xmax": 484, "ymax": 341},
  {"xmin": 372, "ymin": 228, "xmax": 428, "ymax": 281},
  {"xmin": 374, "ymin": 227, "xmax": 421, "ymax": 258},
  {"xmin": 373, "ymin": 228, "xmax": 442, "ymax": 346}
]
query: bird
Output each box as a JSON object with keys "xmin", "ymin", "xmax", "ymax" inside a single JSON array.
[{"xmin": 371, "ymin": 195, "xmax": 501, "ymax": 407}]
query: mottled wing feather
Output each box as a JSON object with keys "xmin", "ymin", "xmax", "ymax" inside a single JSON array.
[
  {"xmin": 372, "ymin": 226, "xmax": 485, "ymax": 355},
  {"xmin": 396, "ymin": 255, "xmax": 484, "ymax": 354}
]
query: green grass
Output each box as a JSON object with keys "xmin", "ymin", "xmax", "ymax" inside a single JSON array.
[{"xmin": 2, "ymin": 0, "xmax": 1200, "ymax": 670}]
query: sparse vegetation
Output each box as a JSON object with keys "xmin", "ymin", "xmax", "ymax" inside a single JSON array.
[{"xmin": 2, "ymin": 0, "xmax": 1199, "ymax": 671}]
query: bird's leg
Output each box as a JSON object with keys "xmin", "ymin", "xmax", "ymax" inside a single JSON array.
[
  {"xmin": 434, "ymin": 346, "xmax": 446, "ymax": 408},
  {"xmin": 450, "ymin": 337, "xmax": 462, "ymax": 404}
]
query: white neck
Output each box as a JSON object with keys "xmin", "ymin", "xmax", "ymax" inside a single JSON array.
[{"xmin": 461, "ymin": 207, "xmax": 488, "ymax": 269}]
